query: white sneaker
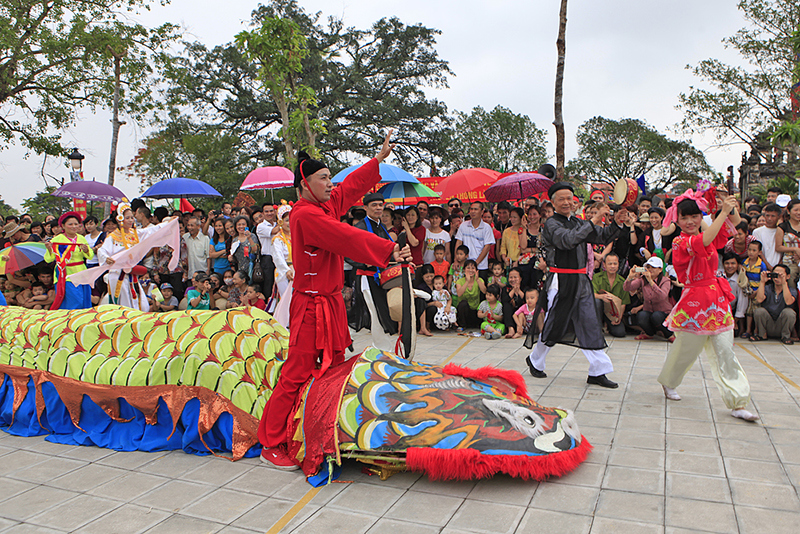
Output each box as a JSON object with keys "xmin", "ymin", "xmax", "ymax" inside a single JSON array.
[
  {"xmin": 662, "ymin": 385, "xmax": 681, "ymax": 401},
  {"xmin": 731, "ymin": 408, "xmax": 759, "ymax": 422}
]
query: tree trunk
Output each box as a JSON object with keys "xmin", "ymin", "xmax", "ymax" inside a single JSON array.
[
  {"xmin": 554, "ymin": 0, "xmax": 568, "ymax": 181},
  {"xmin": 107, "ymin": 48, "xmax": 126, "ymax": 217}
]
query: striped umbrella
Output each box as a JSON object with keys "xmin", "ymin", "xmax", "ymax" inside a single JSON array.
[
  {"xmin": 0, "ymin": 242, "xmax": 48, "ymax": 275},
  {"xmin": 377, "ymin": 182, "xmax": 440, "ymax": 206}
]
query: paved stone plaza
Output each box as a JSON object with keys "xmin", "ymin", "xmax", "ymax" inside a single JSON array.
[{"xmin": 1, "ymin": 331, "xmax": 799, "ymax": 533}]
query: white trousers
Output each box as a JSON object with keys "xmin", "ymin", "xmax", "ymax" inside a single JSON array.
[
  {"xmin": 361, "ymin": 276, "xmax": 395, "ymax": 352},
  {"xmin": 526, "ymin": 274, "xmax": 614, "ymax": 377},
  {"xmin": 657, "ymin": 329, "xmax": 751, "ymax": 410}
]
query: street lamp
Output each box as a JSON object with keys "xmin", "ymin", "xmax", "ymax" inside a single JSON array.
[{"xmin": 67, "ymin": 148, "xmax": 85, "ymax": 172}]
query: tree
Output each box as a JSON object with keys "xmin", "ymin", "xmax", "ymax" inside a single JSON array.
[
  {"xmin": 554, "ymin": 0, "xmax": 568, "ymax": 180},
  {"xmin": 678, "ymin": 0, "xmax": 800, "ymax": 165},
  {"xmin": 568, "ymin": 117, "xmax": 716, "ymax": 195},
  {"xmin": 0, "ymin": 0, "xmax": 179, "ymax": 157},
  {"xmin": 0, "ymin": 198, "xmax": 19, "ymax": 219},
  {"xmin": 235, "ymin": 16, "xmax": 325, "ymax": 163},
  {"xmin": 120, "ymin": 117, "xmax": 260, "ymax": 212},
  {"xmin": 444, "ymin": 106, "xmax": 548, "ymax": 173},
  {"xmin": 21, "ymin": 187, "xmax": 73, "ymax": 221},
  {"xmin": 162, "ymin": 0, "xmax": 452, "ymax": 174}
]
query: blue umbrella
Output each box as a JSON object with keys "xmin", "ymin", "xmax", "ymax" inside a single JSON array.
[
  {"xmin": 141, "ymin": 178, "xmax": 222, "ymax": 199},
  {"xmin": 331, "ymin": 163, "xmax": 419, "ymax": 184}
]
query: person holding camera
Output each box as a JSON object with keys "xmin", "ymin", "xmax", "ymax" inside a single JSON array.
[
  {"xmin": 623, "ymin": 257, "xmax": 674, "ymax": 341},
  {"xmin": 752, "ymin": 264, "xmax": 797, "ymax": 344}
]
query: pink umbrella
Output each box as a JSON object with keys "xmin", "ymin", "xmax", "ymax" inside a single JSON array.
[
  {"xmin": 484, "ymin": 172, "xmax": 554, "ymax": 202},
  {"xmin": 240, "ymin": 167, "xmax": 294, "ymax": 190}
]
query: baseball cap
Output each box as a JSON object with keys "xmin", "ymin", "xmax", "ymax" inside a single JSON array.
[
  {"xmin": 160, "ymin": 283, "xmax": 173, "ymax": 290},
  {"xmin": 776, "ymin": 194, "xmax": 791, "ymax": 208},
  {"xmin": 644, "ymin": 257, "xmax": 664, "ymax": 269}
]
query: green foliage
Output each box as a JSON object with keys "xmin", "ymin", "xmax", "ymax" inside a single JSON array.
[
  {"xmin": 162, "ymin": 0, "xmax": 452, "ymax": 175},
  {"xmin": 21, "ymin": 187, "xmax": 73, "ymax": 221},
  {"xmin": 235, "ymin": 15, "xmax": 325, "ymax": 161},
  {"xmin": 0, "ymin": 199, "xmax": 19, "ymax": 219},
  {"xmin": 443, "ymin": 106, "xmax": 548, "ymax": 173},
  {"xmin": 120, "ymin": 117, "xmax": 259, "ymax": 212},
  {"xmin": 750, "ymin": 174, "xmax": 799, "ymax": 201},
  {"xmin": 678, "ymin": 0, "xmax": 800, "ymax": 150},
  {"xmin": 0, "ymin": 0, "xmax": 180, "ymax": 156},
  {"xmin": 567, "ymin": 117, "xmax": 716, "ymax": 195}
]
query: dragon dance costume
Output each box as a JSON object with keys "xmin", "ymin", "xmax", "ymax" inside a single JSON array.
[{"xmin": 45, "ymin": 233, "xmax": 94, "ymax": 310}]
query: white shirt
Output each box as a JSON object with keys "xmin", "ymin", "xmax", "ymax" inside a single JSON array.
[
  {"xmin": 423, "ymin": 229, "xmax": 451, "ymax": 264},
  {"xmin": 455, "ymin": 219, "xmax": 496, "ymax": 270},
  {"xmin": 183, "ymin": 232, "xmax": 210, "ymax": 278},
  {"xmin": 256, "ymin": 220, "xmax": 276, "ymax": 256},
  {"xmin": 753, "ymin": 226, "xmax": 780, "ymax": 267}
]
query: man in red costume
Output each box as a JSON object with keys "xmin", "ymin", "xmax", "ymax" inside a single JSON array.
[{"xmin": 258, "ymin": 131, "xmax": 412, "ymax": 469}]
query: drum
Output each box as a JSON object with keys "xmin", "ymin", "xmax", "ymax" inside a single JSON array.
[
  {"xmin": 379, "ymin": 264, "xmax": 414, "ymax": 290},
  {"xmin": 613, "ymin": 178, "xmax": 639, "ymax": 207}
]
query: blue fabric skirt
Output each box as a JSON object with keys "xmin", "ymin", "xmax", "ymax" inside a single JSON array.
[
  {"xmin": 0, "ymin": 374, "xmax": 261, "ymax": 458},
  {"xmin": 58, "ymin": 282, "xmax": 92, "ymax": 310}
]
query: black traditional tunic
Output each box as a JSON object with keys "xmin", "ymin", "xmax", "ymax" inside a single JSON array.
[
  {"xmin": 526, "ymin": 214, "xmax": 623, "ymax": 350},
  {"xmin": 347, "ymin": 217, "xmax": 398, "ymax": 335}
]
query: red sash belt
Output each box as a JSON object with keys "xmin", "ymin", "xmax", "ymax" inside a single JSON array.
[
  {"xmin": 356, "ymin": 269, "xmax": 377, "ymax": 277},
  {"xmin": 550, "ymin": 267, "xmax": 586, "ymax": 274},
  {"xmin": 312, "ymin": 295, "xmax": 336, "ymax": 379}
]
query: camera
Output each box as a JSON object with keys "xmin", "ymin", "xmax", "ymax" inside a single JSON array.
[
  {"xmin": 634, "ymin": 267, "xmax": 646, "ymax": 274},
  {"xmin": 769, "ymin": 272, "xmax": 781, "ymax": 279}
]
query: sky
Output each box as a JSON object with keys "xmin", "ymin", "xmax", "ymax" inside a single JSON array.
[{"xmin": 0, "ymin": 0, "xmax": 751, "ymax": 211}]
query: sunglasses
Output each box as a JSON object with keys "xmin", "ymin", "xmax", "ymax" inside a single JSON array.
[{"xmin": 448, "ymin": 203, "xmax": 459, "ymax": 207}]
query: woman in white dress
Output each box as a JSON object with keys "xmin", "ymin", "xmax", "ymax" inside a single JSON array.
[
  {"xmin": 98, "ymin": 202, "xmax": 176, "ymax": 311},
  {"xmin": 272, "ymin": 203, "xmax": 293, "ymax": 298}
]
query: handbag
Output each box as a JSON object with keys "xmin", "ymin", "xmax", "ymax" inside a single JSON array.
[{"xmin": 251, "ymin": 254, "xmax": 264, "ymax": 284}]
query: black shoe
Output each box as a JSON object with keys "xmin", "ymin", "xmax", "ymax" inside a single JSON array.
[
  {"xmin": 587, "ymin": 374, "xmax": 618, "ymax": 388},
  {"xmin": 526, "ymin": 358, "xmax": 547, "ymax": 378}
]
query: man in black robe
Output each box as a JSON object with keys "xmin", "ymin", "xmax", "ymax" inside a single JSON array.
[
  {"xmin": 347, "ymin": 192, "xmax": 398, "ymax": 349},
  {"xmin": 524, "ymin": 182, "xmax": 635, "ymax": 388}
]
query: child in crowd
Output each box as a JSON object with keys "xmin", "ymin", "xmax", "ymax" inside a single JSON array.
[
  {"xmin": 742, "ymin": 240, "xmax": 768, "ymax": 336},
  {"xmin": 24, "ymin": 282, "xmax": 49, "ymax": 309},
  {"xmin": 512, "ymin": 288, "xmax": 538, "ymax": 339},
  {"xmin": 430, "ymin": 275, "xmax": 457, "ymax": 329},
  {"xmin": 478, "ymin": 283, "xmax": 505, "ymax": 339},
  {"xmin": 2, "ymin": 278, "xmax": 20, "ymax": 304},
  {"xmin": 488, "ymin": 260, "xmax": 507, "ymax": 288},
  {"xmin": 186, "ymin": 274, "xmax": 211, "ymax": 310},
  {"xmin": 154, "ymin": 283, "xmax": 179, "ymax": 312},
  {"xmin": 430, "ymin": 244, "xmax": 450, "ymax": 280},
  {"xmin": 448, "ymin": 244, "xmax": 468, "ymax": 305},
  {"xmin": 242, "ymin": 283, "xmax": 267, "ymax": 310}
]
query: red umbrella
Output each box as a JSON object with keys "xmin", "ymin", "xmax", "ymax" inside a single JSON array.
[
  {"xmin": 485, "ymin": 173, "xmax": 554, "ymax": 202},
  {"xmin": 433, "ymin": 168, "xmax": 501, "ymax": 203}
]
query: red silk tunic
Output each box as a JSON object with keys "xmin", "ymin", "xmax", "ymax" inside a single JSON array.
[
  {"xmin": 665, "ymin": 226, "xmax": 735, "ymax": 336},
  {"xmin": 290, "ymin": 158, "xmax": 396, "ymax": 376}
]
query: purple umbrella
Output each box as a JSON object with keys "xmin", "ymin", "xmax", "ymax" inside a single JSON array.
[
  {"xmin": 51, "ymin": 179, "xmax": 127, "ymax": 203},
  {"xmin": 484, "ymin": 173, "xmax": 554, "ymax": 202}
]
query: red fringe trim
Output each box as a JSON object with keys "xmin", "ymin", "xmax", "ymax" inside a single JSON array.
[
  {"xmin": 442, "ymin": 363, "xmax": 529, "ymax": 399},
  {"xmin": 406, "ymin": 436, "xmax": 592, "ymax": 481}
]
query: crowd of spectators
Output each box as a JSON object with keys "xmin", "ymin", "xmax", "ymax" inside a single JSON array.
[
  {"xmin": 3, "ymin": 185, "xmax": 800, "ymax": 347},
  {"xmin": 340, "ymin": 185, "xmax": 800, "ymax": 345}
]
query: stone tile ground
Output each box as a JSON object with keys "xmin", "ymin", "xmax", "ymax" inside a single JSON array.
[{"xmin": 1, "ymin": 332, "xmax": 800, "ymax": 533}]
